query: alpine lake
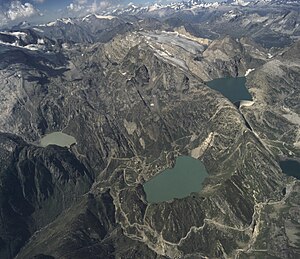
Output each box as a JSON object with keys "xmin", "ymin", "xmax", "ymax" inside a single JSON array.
[
  {"xmin": 143, "ymin": 156, "xmax": 208, "ymax": 203},
  {"xmin": 206, "ymin": 76, "xmax": 252, "ymax": 104},
  {"xmin": 39, "ymin": 132, "xmax": 77, "ymax": 148},
  {"xmin": 279, "ymin": 159, "xmax": 300, "ymax": 180}
]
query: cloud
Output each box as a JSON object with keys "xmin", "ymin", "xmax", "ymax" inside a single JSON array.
[
  {"xmin": 67, "ymin": 0, "xmax": 121, "ymax": 15},
  {"xmin": 77, "ymin": 0, "xmax": 88, "ymax": 4},
  {"xmin": 7, "ymin": 1, "xmax": 39, "ymax": 20},
  {"xmin": 0, "ymin": 0, "xmax": 40, "ymax": 26}
]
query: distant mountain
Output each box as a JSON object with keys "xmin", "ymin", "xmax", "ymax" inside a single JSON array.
[{"xmin": 1, "ymin": 0, "xmax": 299, "ymax": 50}]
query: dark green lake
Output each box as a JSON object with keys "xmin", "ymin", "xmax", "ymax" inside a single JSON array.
[
  {"xmin": 279, "ymin": 160, "xmax": 300, "ymax": 179},
  {"xmin": 143, "ymin": 156, "xmax": 208, "ymax": 203},
  {"xmin": 206, "ymin": 77, "xmax": 252, "ymax": 103}
]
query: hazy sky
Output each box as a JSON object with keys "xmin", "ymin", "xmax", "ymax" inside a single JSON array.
[
  {"xmin": 0, "ymin": 0, "xmax": 152, "ymax": 11},
  {"xmin": 0, "ymin": 0, "xmax": 141, "ymax": 26},
  {"xmin": 0, "ymin": 0, "xmax": 225, "ymax": 27}
]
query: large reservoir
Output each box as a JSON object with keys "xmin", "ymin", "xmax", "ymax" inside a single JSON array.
[{"xmin": 143, "ymin": 156, "xmax": 208, "ymax": 203}]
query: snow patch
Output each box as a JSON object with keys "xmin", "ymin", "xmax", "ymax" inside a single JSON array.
[
  {"xmin": 82, "ymin": 14, "xmax": 116, "ymax": 21},
  {"xmin": 94, "ymin": 14, "xmax": 115, "ymax": 20},
  {"xmin": 61, "ymin": 18, "xmax": 74, "ymax": 25},
  {"xmin": 0, "ymin": 31, "xmax": 27, "ymax": 40},
  {"xmin": 245, "ymin": 68, "xmax": 255, "ymax": 76},
  {"xmin": 46, "ymin": 21, "xmax": 56, "ymax": 27},
  {"xmin": 32, "ymin": 27, "xmax": 44, "ymax": 33},
  {"xmin": 37, "ymin": 38, "xmax": 44, "ymax": 45},
  {"xmin": 240, "ymin": 100, "xmax": 254, "ymax": 108},
  {"xmin": 0, "ymin": 39, "xmax": 40, "ymax": 51}
]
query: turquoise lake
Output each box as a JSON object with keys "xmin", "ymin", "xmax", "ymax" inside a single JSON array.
[{"xmin": 143, "ymin": 156, "xmax": 208, "ymax": 203}]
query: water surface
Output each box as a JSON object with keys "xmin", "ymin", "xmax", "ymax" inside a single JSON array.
[
  {"xmin": 39, "ymin": 132, "xmax": 76, "ymax": 148},
  {"xmin": 143, "ymin": 156, "xmax": 208, "ymax": 203},
  {"xmin": 206, "ymin": 77, "xmax": 252, "ymax": 103},
  {"xmin": 279, "ymin": 160, "xmax": 300, "ymax": 179}
]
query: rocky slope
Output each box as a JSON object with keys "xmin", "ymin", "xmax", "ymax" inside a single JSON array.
[
  {"xmin": 0, "ymin": 133, "xmax": 93, "ymax": 259},
  {"xmin": 241, "ymin": 40, "xmax": 300, "ymax": 158}
]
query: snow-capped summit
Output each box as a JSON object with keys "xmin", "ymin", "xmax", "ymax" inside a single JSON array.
[
  {"xmin": 82, "ymin": 14, "xmax": 116, "ymax": 22},
  {"xmin": 110, "ymin": 0, "xmax": 221, "ymax": 16}
]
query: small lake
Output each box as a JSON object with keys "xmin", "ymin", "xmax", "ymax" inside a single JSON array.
[
  {"xmin": 279, "ymin": 159, "xmax": 300, "ymax": 179},
  {"xmin": 143, "ymin": 156, "xmax": 208, "ymax": 203},
  {"xmin": 39, "ymin": 132, "xmax": 77, "ymax": 148},
  {"xmin": 206, "ymin": 77, "xmax": 252, "ymax": 103}
]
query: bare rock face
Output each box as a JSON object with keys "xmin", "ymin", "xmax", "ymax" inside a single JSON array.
[{"xmin": 0, "ymin": 13, "xmax": 299, "ymax": 259}]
